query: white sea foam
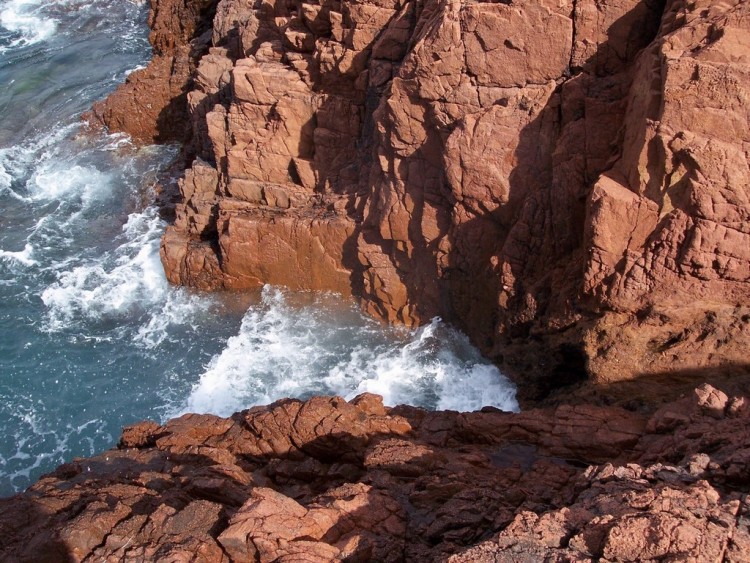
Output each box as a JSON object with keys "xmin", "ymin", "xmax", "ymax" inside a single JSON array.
[
  {"xmin": 41, "ymin": 208, "xmax": 165, "ymax": 323},
  {"xmin": 0, "ymin": 243, "xmax": 37, "ymax": 266},
  {"xmin": 41, "ymin": 207, "xmax": 210, "ymax": 347},
  {"xmin": 133, "ymin": 292, "xmax": 210, "ymax": 349},
  {"xmin": 21, "ymin": 127, "xmax": 117, "ymax": 205},
  {"xmin": 325, "ymin": 319, "xmax": 520, "ymax": 413},
  {"xmin": 0, "ymin": 161, "xmax": 11, "ymax": 193},
  {"xmin": 116, "ymin": 63, "xmax": 146, "ymax": 81},
  {"xmin": 0, "ymin": 0, "xmax": 114, "ymax": 52},
  {"xmin": 0, "ymin": 124, "xmax": 78, "ymax": 201},
  {"xmin": 0, "ymin": 114, "xmax": 196, "ymax": 347},
  {"xmin": 0, "ymin": 0, "xmax": 196, "ymax": 496},
  {"xmin": 29, "ymin": 163, "xmax": 112, "ymax": 203},
  {"xmin": 179, "ymin": 287, "xmax": 519, "ymax": 417},
  {"xmin": 0, "ymin": 0, "xmax": 57, "ymax": 51}
]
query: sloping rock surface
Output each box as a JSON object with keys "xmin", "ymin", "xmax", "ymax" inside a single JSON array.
[
  {"xmin": 1, "ymin": 385, "xmax": 749, "ymax": 561},
  {"xmin": 93, "ymin": 0, "xmax": 750, "ymax": 395}
]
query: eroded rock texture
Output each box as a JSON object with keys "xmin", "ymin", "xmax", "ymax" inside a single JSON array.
[
  {"xmin": 96, "ymin": 0, "xmax": 750, "ymax": 395},
  {"xmin": 2, "ymin": 385, "xmax": 749, "ymax": 561},
  {"xmin": 88, "ymin": 0, "xmax": 219, "ymax": 143}
]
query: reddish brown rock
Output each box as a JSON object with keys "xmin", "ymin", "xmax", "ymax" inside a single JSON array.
[
  {"xmin": 1, "ymin": 386, "xmax": 749, "ymax": 561},
  {"xmin": 93, "ymin": 0, "xmax": 750, "ymax": 396},
  {"xmin": 87, "ymin": 0, "xmax": 219, "ymax": 143}
]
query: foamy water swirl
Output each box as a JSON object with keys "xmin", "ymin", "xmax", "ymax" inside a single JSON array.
[
  {"xmin": 180, "ymin": 287, "xmax": 520, "ymax": 417},
  {"xmin": 0, "ymin": 0, "xmax": 57, "ymax": 51}
]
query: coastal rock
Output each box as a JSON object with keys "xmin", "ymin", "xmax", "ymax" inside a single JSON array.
[
  {"xmin": 95, "ymin": 0, "xmax": 750, "ymax": 393},
  {"xmin": 1, "ymin": 386, "xmax": 749, "ymax": 561},
  {"xmin": 579, "ymin": 0, "xmax": 750, "ymax": 386},
  {"xmin": 87, "ymin": 0, "xmax": 219, "ymax": 143}
]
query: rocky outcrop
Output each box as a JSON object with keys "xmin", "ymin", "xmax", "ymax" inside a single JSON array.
[
  {"xmin": 88, "ymin": 0, "xmax": 219, "ymax": 144},
  {"xmin": 95, "ymin": 0, "xmax": 750, "ymax": 396},
  {"xmin": 576, "ymin": 0, "xmax": 750, "ymax": 388},
  {"xmin": 2, "ymin": 385, "xmax": 749, "ymax": 561}
]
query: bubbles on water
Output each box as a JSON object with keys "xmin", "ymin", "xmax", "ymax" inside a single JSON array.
[
  {"xmin": 41, "ymin": 206, "xmax": 211, "ymax": 348},
  {"xmin": 0, "ymin": 0, "xmax": 57, "ymax": 52},
  {"xmin": 179, "ymin": 287, "xmax": 519, "ymax": 417}
]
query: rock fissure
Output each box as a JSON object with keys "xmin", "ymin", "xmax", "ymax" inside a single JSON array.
[
  {"xmin": 81, "ymin": 507, "xmax": 138, "ymax": 562},
  {"xmin": 53, "ymin": 0, "xmax": 750, "ymax": 555},
  {"xmin": 10, "ymin": 390, "xmax": 750, "ymax": 560}
]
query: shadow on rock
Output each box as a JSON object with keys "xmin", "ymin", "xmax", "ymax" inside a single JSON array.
[{"xmin": 5, "ymin": 385, "xmax": 748, "ymax": 561}]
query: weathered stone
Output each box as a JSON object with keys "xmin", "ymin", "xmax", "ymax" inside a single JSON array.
[
  {"xmin": 3, "ymin": 386, "xmax": 750, "ymax": 561},
  {"xmin": 95, "ymin": 0, "xmax": 750, "ymax": 398}
]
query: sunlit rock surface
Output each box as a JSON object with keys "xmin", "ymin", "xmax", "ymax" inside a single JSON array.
[
  {"xmin": 2, "ymin": 385, "xmax": 749, "ymax": 561},
  {"xmin": 93, "ymin": 0, "xmax": 750, "ymax": 395}
]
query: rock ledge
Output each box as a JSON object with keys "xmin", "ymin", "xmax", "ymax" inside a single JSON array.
[{"xmin": 2, "ymin": 385, "xmax": 749, "ymax": 561}]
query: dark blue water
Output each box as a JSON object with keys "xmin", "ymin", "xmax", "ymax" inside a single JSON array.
[{"xmin": 0, "ymin": 0, "xmax": 517, "ymax": 496}]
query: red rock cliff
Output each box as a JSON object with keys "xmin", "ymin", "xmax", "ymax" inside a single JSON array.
[{"xmin": 94, "ymin": 0, "xmax": 750, "ymax": 398}]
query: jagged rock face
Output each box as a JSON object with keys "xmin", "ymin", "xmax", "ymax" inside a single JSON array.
[
  {"xmin": 579, "ymin": 0, "xmax": 750, "ymax": 385},
  {"xmin": 94, "ymin": 0, "xmax": 750, "ymax": 392},
  {"xmin": 87, "ymin": 0, "xmax": 219, "ymax": 143},
  {"xmin": 2, "ymin": 385, "xmax": 749, "ymax": 561}
]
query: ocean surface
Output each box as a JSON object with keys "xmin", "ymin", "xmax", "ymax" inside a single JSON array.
[{"xmin": 0, "ymin": 0, "xmax": 518, "ymax": 496}]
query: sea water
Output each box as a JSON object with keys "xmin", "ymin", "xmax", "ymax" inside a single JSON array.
[{"xmin": 0, "ymin": 0, "xmax": 518, "ymax": 496}]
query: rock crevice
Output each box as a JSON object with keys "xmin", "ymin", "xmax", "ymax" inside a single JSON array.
[
  {"xmin": 92, "ymin": 0, "xmax": 750, "ymax": 395},
  {"xmin": 2, "ymin": 386, "xmax": 750, "ymax": 561}
]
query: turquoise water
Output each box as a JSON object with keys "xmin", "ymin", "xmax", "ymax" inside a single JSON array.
[{"xmin": 0, "ymin": 0, "xmax": 517, "ymax": 496}]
